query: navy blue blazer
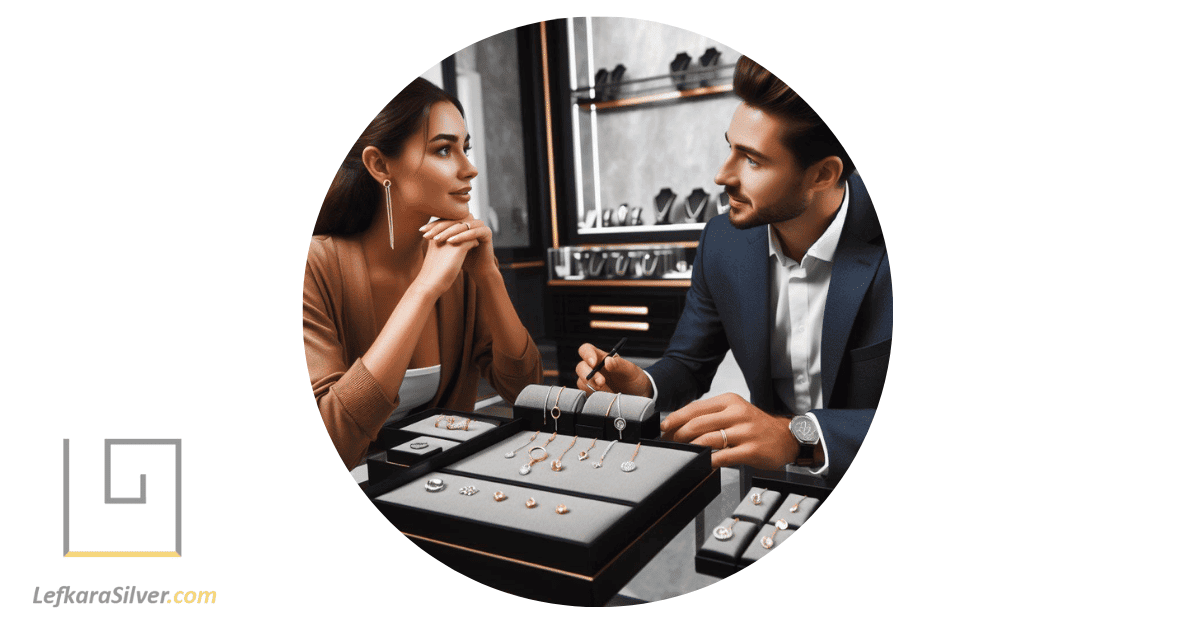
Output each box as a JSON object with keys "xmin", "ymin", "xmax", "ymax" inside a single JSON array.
[{"xmin": 646, "ymin": 172, "xmax": 891, "ymax": 484}]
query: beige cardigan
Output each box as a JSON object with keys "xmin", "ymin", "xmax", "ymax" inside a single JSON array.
[{"xmin": 303, "ymin": 235, "xmax": 542, "ymax": 469}]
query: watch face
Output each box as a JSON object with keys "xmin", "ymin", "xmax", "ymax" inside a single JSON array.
[{"xmin": 791, "ymin": 417, "xmax": 818, "ymax": 443}]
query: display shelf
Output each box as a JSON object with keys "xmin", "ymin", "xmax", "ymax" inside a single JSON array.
[
  {"xmin": 547, "ymin": 279, "xmax": 691, "ymax": 288},
  {"xmin": 578, "ymin": 223, "xmax": 706, "ymax": 236},
  {"xmin": 572, "ymin": 65, "xmax": 735, "ymax": 111},
  {"xmin": 557, "ymin": 19, "xmax": 739, "ymax": 250},
  {"xmin": 579, "ymin": 83, "xmax": 733, "ymax": 111}
]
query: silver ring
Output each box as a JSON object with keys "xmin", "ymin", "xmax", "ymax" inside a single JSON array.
[
  {"xmin": 719, "ymin": 428, "xmax": 728, "ymax": 449},
  {"xmin": 424, "ymin": 478, "xmax": 446, "ymax": 492},
  {"xmin": 586, "ymin": 382, "xmax": 597, "ymax": 392}
]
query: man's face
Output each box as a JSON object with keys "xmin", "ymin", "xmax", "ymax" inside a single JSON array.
[{"xmin": 715, "ymin": 102, "xmax": 809, "ymax": 229}]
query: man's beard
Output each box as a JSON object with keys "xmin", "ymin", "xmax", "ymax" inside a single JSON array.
[{"xmin": 726, "ymin": 190, "xmax": 807, "ymax": 230}]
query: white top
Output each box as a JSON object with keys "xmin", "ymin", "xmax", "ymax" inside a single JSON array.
[{"xmin": 384, "ymin": 364, "xmax": 442, "ymax": 425}]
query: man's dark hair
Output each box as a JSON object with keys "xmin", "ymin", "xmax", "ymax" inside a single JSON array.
[{"xmin": 733, "ymin": 56, "xmax": 855, "ymax": 184}]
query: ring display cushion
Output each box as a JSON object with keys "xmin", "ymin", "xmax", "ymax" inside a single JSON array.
[
  {"xmin": 402, "ymin": 434, "xmax": 461, "ymax": 451},
  {"xmin": 696, "ymin": 518, "xmax": 758, "ymax": 562},
  {"xmin": 732, "ymin": 487, "xmax": 784, "ymax": 524},
  {"xmin": 376, "ymin": 471, "xmax": 632, "ymax": 546},
  {"xmin": 579, "ymin": 392, "xmax": 657, "ymax": 442},
  {"xmin": 443, "ymin": 431, "xmax": 695, "ymax": 504},
  {"xmin": 402, "ymin": 414, "xmax": 501, "ymax": 442},
  {"xmin": 514, "ymin": 385, "xmax": 587, "ymax": 433},
  {"xmin": 769, "ymin": 494, "xmax": 821, "ymax": 529},
  {"xmin": 386, "ymin": 434, "xmax": 461, "ymax": 464},
  {"xmin": 738, "ymin": 525, "xmax": 795, "ymax": 566}
]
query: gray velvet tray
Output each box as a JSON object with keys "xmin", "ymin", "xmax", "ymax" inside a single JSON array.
[
  {"xmin": 400, "ymin": 414, "xmax": 501, "ymax": 442},
  {"xmin": 696, "ymin": 517, "xmax": 758, "ymax": 561},
  {"xmin": 444, "ymin": 430, "xmax": 695, "ymax": 504},
  {"xmin": 515, "ymin": 385, "xmax": 587, "ymax": 421},
  {"xmin": 739, "ymin": 523, "xmax": 796, "ymax": 566},
  {"xmin": 731, "ymin": 487, "xmax": 785, "ymax": 524},
  {"xmin": 375, "ymin": 471, "xmax": 632, "ymax": 545},
  {"xmin": 768, "ymin": 493, "xmax": 821, "ymax": 529}
]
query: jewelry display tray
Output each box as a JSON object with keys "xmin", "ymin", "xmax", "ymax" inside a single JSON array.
[
  {"xmin": 363, "ymin": 408, "xmax": 719, "ymax": 606},
  {"xmin": 693, "ymin": 475, "xmax": 833, "ymax": 579}
]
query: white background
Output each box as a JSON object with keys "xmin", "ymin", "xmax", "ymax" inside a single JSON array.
[{"xmin": 3, "ymin": 0, "xmax": 1197, "ymax": 625}]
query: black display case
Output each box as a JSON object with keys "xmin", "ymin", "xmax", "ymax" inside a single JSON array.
[
  {"xmin": 364, "ymin": 406, "xmax": 719, "ymax": 606},
  {"xmin": 694, "ymin": 475, "xmax": 833, "ymax": 578}
]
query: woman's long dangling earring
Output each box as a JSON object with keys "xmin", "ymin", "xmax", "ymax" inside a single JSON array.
[{"xmin": 384, "ymin": 179, "xmax": 394, "ymax": 250}]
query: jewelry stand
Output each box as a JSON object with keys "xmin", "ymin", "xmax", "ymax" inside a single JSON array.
[
  {"xmin": 639, "ymin": 251, "xmax": 665, "ymax": 278},
  {"xmin": 669, "ymin": 52, "xmax": 692, "ymax": 91},
  {"xmin": 513, "ymin": 384, "xmax": 587, "ymax": 435},
  {"xmin": 653, "ymin": 187, "xmax": 676, "ymax": 225},
  {"xmin": 578, "ymin": 391, "xmax": 657, "ymax": 442},
  {"xmin": 615, "ymin": 203, "xmax": 630, "ymax": 226},
  {"xmin": 698, "ymin": 47, "xmax": 721, "ymax": 87},
  {"xmin": 717, "ymin": 191, "xmax": 730, "ymax": 215},
  {"xmin": 594, "ymin": 67, "xmax": 609, "ymax": 100},
  {"xmin": 612, "ymin": 252, "xmax": 633, "ymax": 278},
  {"xmin": 683, "ymin": 188, "xmax": 709, "ymax": 223},
  {"xmin": 607, "ymin": 63, "xmax": 626, "ymax": 100},
  {"xmin": 582, "ymin": 251, "xmax": 608, "ymax": 279}
]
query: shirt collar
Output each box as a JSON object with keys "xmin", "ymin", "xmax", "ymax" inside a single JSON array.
[{"xmin": 768, "ymin": 184, "xmax": 850, "ymax": 265}]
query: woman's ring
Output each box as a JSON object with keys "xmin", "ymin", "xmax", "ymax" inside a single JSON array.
[{"xmin": 719, "ymin": 428, "xmax": 729, "ymax": 449}]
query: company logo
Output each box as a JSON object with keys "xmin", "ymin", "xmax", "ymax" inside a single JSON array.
[{"xmin": 62, "ymin": 439, "xmax": 182, "ymax": 557}]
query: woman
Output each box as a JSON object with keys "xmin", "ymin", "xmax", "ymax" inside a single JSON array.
[{"xmin": 304, "ymin": 77, "xmax": 542, "ymax": 469}]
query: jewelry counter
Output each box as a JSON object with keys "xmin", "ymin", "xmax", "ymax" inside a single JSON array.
[{"xmin": 361, "ymin": 385, "xmax": 719, "ymax": 606}]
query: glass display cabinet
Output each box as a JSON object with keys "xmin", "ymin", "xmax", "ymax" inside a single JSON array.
[{"xmin": 540, "ymin": 18, "xmax": 744, "ymax": 381}]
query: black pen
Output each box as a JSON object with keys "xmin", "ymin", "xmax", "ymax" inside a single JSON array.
[{"xmin": 585, "ymin": 336, "xmax": 628, "ymax": 382}]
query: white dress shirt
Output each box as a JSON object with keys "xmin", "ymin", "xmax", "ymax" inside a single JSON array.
[{"xmin": 770, "ymin": 187, "xmax": 849, "ymax": 475}]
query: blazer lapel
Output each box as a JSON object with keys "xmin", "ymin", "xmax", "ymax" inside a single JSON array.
[
  {"xmin": 735, "ymin": 227, "xmax": 775, "ymax": 409},
  {"xmin": 821, "ymin": 176, "xmax": 884, "ymax": 402}
]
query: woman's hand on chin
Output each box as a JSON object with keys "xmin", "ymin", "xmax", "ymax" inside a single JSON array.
[
  {"xmin": 420, "ymin": 214, "xmax": 496, "ymax": 277},
  {"xmin": 413, "ymin": 231, "xmax": 477, "ymax": 297}
]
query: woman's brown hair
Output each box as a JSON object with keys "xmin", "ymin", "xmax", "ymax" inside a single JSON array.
[{"xmin": 314, "ymin": 77, "xmax": 466, "ymax": 235}]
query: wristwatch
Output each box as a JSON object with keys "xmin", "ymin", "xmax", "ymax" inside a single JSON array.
[{"xmin": 789, "ymin": 415, "xmax": 820, "ymax": 466}]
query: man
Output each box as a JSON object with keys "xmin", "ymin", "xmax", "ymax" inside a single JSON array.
[{"xmin": 575, "ymin": 56, "xmax": 891, "ymax": 485}]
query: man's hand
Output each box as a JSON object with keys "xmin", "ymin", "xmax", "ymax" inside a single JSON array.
[
  {"xmin": 660, "ymin": 392, "xmax": 800, "ymax": 469},
  {"xmin": 574, "ymin": 343, "xmax": 653, "ymax": 397}
]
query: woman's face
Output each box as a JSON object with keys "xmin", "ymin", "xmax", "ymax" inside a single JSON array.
[{"xmin": 391, "ymin": 100, "xmax": 478, "ymax": 221}]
